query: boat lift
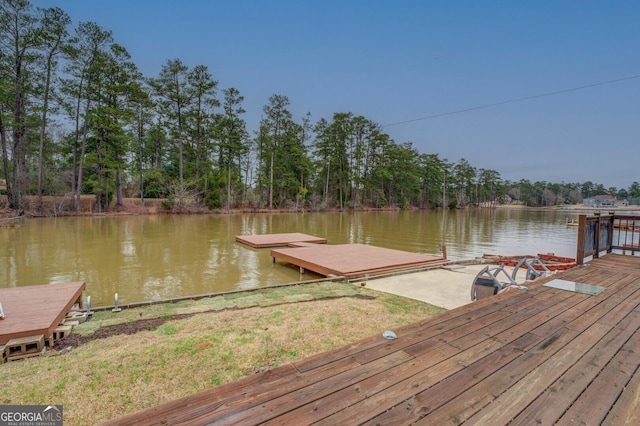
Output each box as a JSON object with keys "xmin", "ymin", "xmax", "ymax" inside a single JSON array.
[
  {"xmin": 471, "ymin": 264, "xmax": 528, "ymax": 301},
  {"xmin": 511, "ymin": 256, "xmax": 551, "ymax": 282}
]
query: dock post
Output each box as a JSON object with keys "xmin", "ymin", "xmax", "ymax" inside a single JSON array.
[
  {"xmin": 439, "ymin": 243, "xmax": 447, "ymax": 260},
  {"xmin": 576, "ymin": 215, "xmax": 587, "ymax": 265},
  {"xmin": 112, "ymin": 293, "xmax": 122, "ymax": 313},
  {"xmin": 86, "ymin": 295, "xmax": 94, "ymax": 317}
]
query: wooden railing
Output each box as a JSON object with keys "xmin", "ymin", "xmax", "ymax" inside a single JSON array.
[{"xmin": 576, "ymin": 213, "xmax": 640, "ymax": 265}]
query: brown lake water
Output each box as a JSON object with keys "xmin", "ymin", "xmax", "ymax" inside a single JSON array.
[{"xmin": 1, "ymin": 209, "xmax": 582, "ymax": 307}]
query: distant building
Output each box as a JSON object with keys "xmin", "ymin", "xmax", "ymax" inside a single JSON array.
[{"xmin": 583, "ymin": 195, "xmax": 617, "ymax": 207}]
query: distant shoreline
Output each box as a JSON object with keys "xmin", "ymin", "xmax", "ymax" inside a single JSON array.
[{"xmin": 2, "ymin": 194, "xmax": 639, "ymax": 219}]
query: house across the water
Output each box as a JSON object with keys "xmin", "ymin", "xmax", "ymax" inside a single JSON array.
[{"xmin": 583, "ymin": 194, "xmax": 628, "ymax": 207}]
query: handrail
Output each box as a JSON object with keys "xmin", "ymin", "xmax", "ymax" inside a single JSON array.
[{"xmin": 576, "ymin": 213, "xmax": 640, "ymax": 264}]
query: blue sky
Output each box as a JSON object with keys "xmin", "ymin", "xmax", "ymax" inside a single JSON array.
[{"xmin": 39, "ymin": 1, "xmax": 640, "ymax": 189}]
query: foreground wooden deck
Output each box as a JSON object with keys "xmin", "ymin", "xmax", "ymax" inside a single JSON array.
[
  {"xmin": 0, "ymin": 282, "xmax": 85, "ymax": 345},
  {"xmin": 271, "ymin": 243, "xmax": 446, "ymax": 277},
  {"xmin": 108, "ymin": 254, "xmax": 639, "ymax": 425}
]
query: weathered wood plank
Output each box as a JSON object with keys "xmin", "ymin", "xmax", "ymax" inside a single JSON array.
[
  {"xmin": 360, "ymin": 333, "xmax": 544, "ymax": 426},
  {"xmin": 497, "ymin": 284, "xmax": 557, "ymax": 313},
  {"xmin": 589, "ymin": 254, "xmax": 640, "ymax": 273},
  {"xmin": 413, "ymin": 327, "xmax": 579, "ymax": 425},
  {"xmin": 294, "ymin": 297, "xmax": 512, "ymax": 373},
  {"xmin": 530, "ymin": 273, "xmax": 640, "ymax": 338},
  {"xmin": 488, "ymin": 290, "xmax": 581, "ymax": 345},
  {"xmin": 262, "ymin": 343, "xmax": 460, "ymax": 425},
  {"xmin": 511, "ymin": 303, "xmax": 640, "ymax": 424},
  {"xmin": 463, "ymin": 323, "xmax": 624, "ymax": 423},
  {"xmin": 367, "ymin": 310, "xmax": 511, "ymax": 362},
  {"xmin": 318, "ymin": 310, "xmax": 573, "ymax": 426},
  {"xmin": 106, "ymin": 254, "xmax": 640, "ymax": 425},
  {"xmin": 275, "ymin": 300, "xmax": 557, "ymax": 425},
  {"xmin": 602, "ymin": 338, "xmax": 640, "ymax": 426},
  {"xmin": 563, "ymin": 281, "xmax": 640, "ymax": 333},
  {"xmin": 312, "ymin": 339, "xmax": 506, "ymax": 426},
  {"xmin": 199, "ymin": 350, "xmax": 413, "ymax": 425},
  {"xmin": 557, "ymin": 317, "xmax": 640, "ymax": 425}
]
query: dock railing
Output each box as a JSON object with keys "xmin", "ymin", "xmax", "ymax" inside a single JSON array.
[{"xmin": 576, "ymin": 212, "xmax": 640, "ymax": 265}]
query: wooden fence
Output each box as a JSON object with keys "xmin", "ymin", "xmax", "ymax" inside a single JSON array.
[{"xmin": 576, "ymin": 212, "xmax": 640, "ymax": 264}]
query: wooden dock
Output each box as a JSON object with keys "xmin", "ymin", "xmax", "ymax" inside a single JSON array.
[
  {"xmin": 235, "ymin": 233, "xmax": 327, "ymax": 248},
  {"xmin": 271, "ymin": 243, "xmax": 446, "ymax": 277},
  {"xmin": 106, "ymin": 254, "xmax": 640, "ymax": 425},
  {"xmin": 0, "ymin": 282, "xmax": 85, "ymax": 345}
]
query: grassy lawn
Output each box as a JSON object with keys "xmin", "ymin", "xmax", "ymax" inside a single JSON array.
[{"xmin": 1, "ymin": 282, "xmax": 445, "ymax": 425}]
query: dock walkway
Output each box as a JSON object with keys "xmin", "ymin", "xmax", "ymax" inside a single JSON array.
[
  {"xmin": 108, "ymin": 254, "xmax": 640, "ymax": 425},
  {"xmin": 271, "ymin": 243, "xmax": 446, "ymax": 277},
  {"xmin": 235, "ymin": 233, "xmax": 327, "ymax": 248}
]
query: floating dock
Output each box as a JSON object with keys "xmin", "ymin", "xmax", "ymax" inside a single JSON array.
[
  {"xmin": 235, "ymin": 233, "xmax": 327, "ymax": 248},
  {"xmin": 0, "ymin": 281, "xmax": 85, "ymax": 346},
  {"xmin": 271, "ymin": 243, "xmax": 446, "ymax": 277}
]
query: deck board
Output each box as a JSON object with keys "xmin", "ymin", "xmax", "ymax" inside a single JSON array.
[
  {"xmin": 106, "ymin": 254, "xmax": 640, "ymax": 425},
  {"xmin": 602, "ymin": 334, "xmax": 640, "ymax": 425},
  {"xmin": 270, "ymin": 243, "xmax": 446, "ymax": 277},
  {"xmin": 0, "ymin": 282, "xmax": 85, "ymax": 345},
  {"xmin": 235, "ymin": 233, "xmax": 327, "ymax": 248},
  {"xmin": 513, "ymin": 307, "xmax": 640, "ymax": 425}
]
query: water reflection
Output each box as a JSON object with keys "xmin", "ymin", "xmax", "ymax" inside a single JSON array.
[{"xmin": 1, "ymin": 209, "xmax": 587, "ymax": 306}]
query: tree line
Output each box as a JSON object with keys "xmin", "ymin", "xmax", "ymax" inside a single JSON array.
[{"xmin": 1, "ymin": 0, "xmax": 638, "ymax": 214}]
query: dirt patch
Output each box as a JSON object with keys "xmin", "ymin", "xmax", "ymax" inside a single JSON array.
[
  {"xmin": 352, "ymin": 293, "xmax": 376, "ymax": 300},
  {"xmin": 53, "ymin": 313, "xmax": 195, "ymax": 350},
  {"xmin": 54, "ymin": 294, "xmax": 377, "ymax": 350}
]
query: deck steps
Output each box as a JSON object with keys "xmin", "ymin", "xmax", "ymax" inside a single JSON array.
[
  {"xmin": 6, "ymin": 334, "xmax": 45, "ymax": 361},
  {"xmin": 54, "ymin": 325, "xmax": 73, "ymax": 340},
  {"xmin": 45, "ymin": 325, "xmax": 74, "ymax": 347},
  {"xmin": 4, "ymin": 308, "xmax": 88, "ymax": 357}
]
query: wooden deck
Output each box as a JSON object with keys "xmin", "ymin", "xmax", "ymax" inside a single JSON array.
[
  {"xmin": 0, "ymin": 282, "xmax": 85, "ymax": 345},
  {"xmin": 235, "ymin": 233, "xmax": 327, "ymax": 248},
  {"xmin": 271, "ymin": 243, "xmax": 446, "ymax": 277},
  {"xmin": 106, "ymin": 254, "xmax": 640, "ymax": 425}
]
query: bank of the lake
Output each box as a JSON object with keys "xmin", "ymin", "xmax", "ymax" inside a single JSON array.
[{"xmin": 0, "ymin": 282, "xmax": 445, "ymax": 426}]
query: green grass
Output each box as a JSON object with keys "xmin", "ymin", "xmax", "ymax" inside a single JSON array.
[{"xmin": 1, "ymin": 281, "xmax": 446, "ymax": 426}]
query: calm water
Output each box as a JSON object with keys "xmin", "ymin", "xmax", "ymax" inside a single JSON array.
[{"xmin": 1, "ymin": 209, "xmax": 581, "ymax": 307}]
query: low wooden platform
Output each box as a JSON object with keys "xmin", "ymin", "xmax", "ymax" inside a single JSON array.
[
  {"xmin": 286, "ymin": 241, "xmax": 321, "ymax": 248},
  {"xmin": 0, "ymin": 282, "xmax": 85, "ymax": 345},
  {"xmin": 235, "ymin": 233, "xmax": 327, "ymax": 248},
  {"xmin": 108, "ymin": 254, "xmax": 640, "ymax": 425},
  {"xmin": 271, "ymin": 243, "xmax": 446, "ymax": 277}
]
